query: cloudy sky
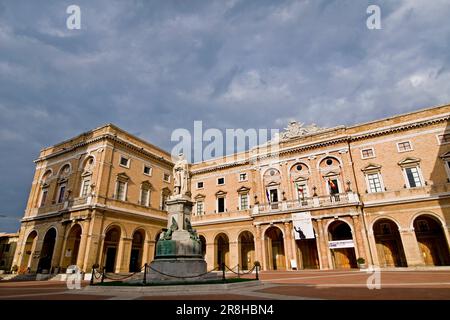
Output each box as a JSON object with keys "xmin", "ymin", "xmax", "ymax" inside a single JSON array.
[{"xmin": 1, "ymin": 0, "xmax": 450, "ymax": 232}]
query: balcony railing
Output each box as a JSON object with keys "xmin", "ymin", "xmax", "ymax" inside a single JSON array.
[{"xmin": 253, "ymin": 192, "xmax": 360, "ymax": 214}]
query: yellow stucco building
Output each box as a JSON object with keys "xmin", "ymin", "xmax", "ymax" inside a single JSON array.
[{"xmin": 11, "ymin": 103, "xmax": 450, "ymax": 274}]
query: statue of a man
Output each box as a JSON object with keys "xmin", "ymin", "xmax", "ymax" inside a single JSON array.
[{"xmin": 173, "ymin": 153, "xmax": 190, "ymax": 196}]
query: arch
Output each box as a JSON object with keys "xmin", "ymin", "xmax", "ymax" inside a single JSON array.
[
  {"xmin": 413, "ymin": 214, "xmax": 450, "ymax": 266},
  {"xmin": 103, "ymin": 222, "xmax": 127, "ymax": 239},
  {"xmin": 129, "ymin": 229, "xmax": 146, "ymax": 272},
  {"xmin": 373, "ymin": 218, "xmax": 407, "ymax": 267},
  {"xmin": 238, "ymin": 231, "xmax": 255, "ymax": 270},
  {"xmin": 214, "ymin": 233, "xmax": 230, "ymax": 270},
  {"xmin": 39, "ymin": 169, "xmax": 53, "ymax": 182},
  {"xmin": 199, "ymin": 235, "xmax": 207, "ymax": 258},
  {"xmin": 80, "ymin": 154, "xmax": 96, "ymax": 171},
  {"xmin": 328, "ymin": 220, "xmax": 357, "ymax": 269},
  {"xmin": 102, "ymin": 226, "xmax": 121, "ymax": 272},
  {"xmin": 289, "ymin": 162, "xmax": 311, "ymax": 174},
  {"xmin": 57, "ymin": 163, "xmax": 72, "ymax": 177},
  {"xmin": 37, "ymin": 228, "xmax": 57, "ymax": 273},
  {"xmin": 370, "ymin": 215, "xmax": 403, "ymax": 231},
  {"xmin": 409, "ymin": 211, "xmax": 446, "ymax": 230},
  {"xmin": 20, "ymin": 230, "xmax": 38, "ymax": 272},
  {"xmin": 263, "ymin": 167, "xmax": 281, "ymax": 177},
  {"xmin": 62, "ymin": 224, "xmax": 82, "ymax": 269},
  {"xmin": 316, "ymin": 155, "xmax": 343, "ymax": 170},
  {"xmin": 264, "ymin": 226, "xmax": 286, "ymax": 270}
]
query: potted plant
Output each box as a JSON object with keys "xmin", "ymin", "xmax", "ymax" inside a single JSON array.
[{"xmin": 356, "ymin": 257, "xmax": 366, "ymax": 269}]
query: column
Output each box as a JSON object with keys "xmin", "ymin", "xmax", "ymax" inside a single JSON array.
[
  {"xmin": 283, "ymin": 222, "xmax": 294, "ymax": 270},
  {"xmin": 116, "ymin": 237, "xmax": 132, "ymax": 273},
  {"xmin": 76, "ymin": 229, "xmax": 89, "ymax": 270},
  {"xmin": 229, "ymin": 240, "xmax": 239, "ymax": 269},
  {"xmin": 206, "ymin": 242, "xmax": 215, "ymax": 270},
  {"xmin": 254, "ymin": 225, "xmax": 263, "ymax": 269},
  {"xmin": 366, "ymin": 228, "xmax": 380, "ymax": 267},
  {"xmin": 51, "ymin": 231, "xmax": 65, "ymax": 272},
  {"xmin": 316, "ymin": 219, "xmax": 329, "ymax": 269},
  {"xmin": 351, "ymin": 215, "xmax": 366, "ymax": 260},
  {"xmin": 399, "ymin": 228, "xmax": 425, "ymax": 267}
]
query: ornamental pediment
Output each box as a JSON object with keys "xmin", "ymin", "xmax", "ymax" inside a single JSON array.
[
  {"xmin": 117, "ymin": 172, "xmax": 130, "ymax": 181},
  {"xmin": 194, "ymin": 193, "xmax": 206, "ymax": 200},
  {"xmin": 398, "ymin": 157, "xmax": 420, "ymax": 166},
  {"xmin": 215, "ymin": 190, "xmax": 227, "ymax": 196},
  {"xmin": 237, "ymin": 186, "xmax": 251, "ymax": 193},
  {"xmin": 280, "ymin": 121, "xmax": 325, "ymax": 140},
  {"xmin": 361, "ymin": 163, "xmax": 382, "ymax": 172}
]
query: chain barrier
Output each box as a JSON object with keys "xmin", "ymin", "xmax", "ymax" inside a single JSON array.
[{"xmin": 90, "ymin": 262, "xmax": 259, "ymax": 285}]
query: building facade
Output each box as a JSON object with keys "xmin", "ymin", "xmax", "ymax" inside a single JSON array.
[
  {"xmin": 0, "ymin": 233, "xmax": 18, "ymax": 273},
  {"xmin": 11, "ymin": 104, "xmax": 450, "ymax": 273}
]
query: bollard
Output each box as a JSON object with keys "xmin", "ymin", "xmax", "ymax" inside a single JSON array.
[
  {"xmin": 237, "ymin": 264, "xmax": 240, "ymax": 278},
  {"xmin": 90, "ymin": 265, "xmax": 95, "ymax": 285},
  {"xmin": 143, "ymin": 263, "xmax": 147, "ymax": 285},
  {"xmin": 255, "ymin": 265, "xmax": 259, "ymax": 280},
  {"xmin": 101, "ymin": 266, "xmax": 105, "ymax": 283},
  {"xmin": 221, "ymin": 263, "xmax": 225, "ymax": 282}
]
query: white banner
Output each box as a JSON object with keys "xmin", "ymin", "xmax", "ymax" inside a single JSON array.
[
  {"xmin": 328, "ymin": 240, "xmax": 354, "ymax": 249},
  {"xmin": 292, "ymin": 212, "xmax": 315, "ymax": 240}
]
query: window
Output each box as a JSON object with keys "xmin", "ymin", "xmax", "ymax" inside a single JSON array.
[
  {"xmin": 327, "ymin": 179, "xmax": 340, "ymax": 194},
  {"xmin": 217, "ymin": 197, "xmax": 225, "ymax": 213},
  {"xmin": 163, "ymin": 173, "xmax": 170, "ymax": 182},
  {"xmin": 196, "ymin": 201, "xmax": 204, "ymax": 215},
  {"xmin": 404, "ymin": 167, "xmax": 422, "ymax": 188},
  {"xmin": 239, "ymin": 173, "xmax": 247, "ymax": 181},
  {"xmin": 140, "ymin": 188, "xmax": 150, "ymax": 207},
  {"xmin": 239, "ymin": 193, "xmax": 249, "ymax": 210},
  {"xmin": 217, "ymin": 177, "xmax": 225, "ymax": 185},
  {"xmin": 397, "ymin": 141, "xmax": 412, "ymax": 152},
  {"xmin": 437, "ymin": 133, "xmax": 450, "ymax": 145},
  {"xmin": 380, "ymin": 223, "xmax": 392, "ymax": 235},
  {"xmin": 57, "ymin": 184, "xmax": 66, "ymax": 203},
  {"xmin": 143, "ymin": 165, "xmax": 152, "ymax": 176},
  {"xmin": 3, "ymin": 244, "xmax": 10, "ymax": 253},
  {"xmin": 294, "ymin": 182, "xmax": 308, "ymax": 199},
  {"xmin": 367, "ymin": 173, "xmax": 383, "ymax": 193},
  {"xmin": 361, "ymin": 148, "xmax": 375, "ymax": 159},
  {"xmin": 80, "ymin": 177, "xmax": 91, "ymax": 197},
  {"xmin": 268, "ymin": 189, "xmax": 278, "ymax": 203},
  {"xmin": 161, "ymin": 194, "xmax": 168, "ymax": 210},
  {"xmin": 416, "ymin": 220, "xmax": 430, "ymax": 232},
  {"xmin": 40, "ymin": 187, "xmax": 48, "ymax": 207},
  {"xmin": 197, "ymin": 182, "xmax": 204, "ymax": 189},
  {"xmin": 119, "ymin": 156, "xmax": 130, "ymax": 167},
  {"xmin": 116, "ymin": 181, "xmax": 127, "ymax": 201}
]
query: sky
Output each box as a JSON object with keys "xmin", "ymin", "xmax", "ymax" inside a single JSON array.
[{"xmin": 1, "ymin": 0, "xmax": 450, "ymax": 232}]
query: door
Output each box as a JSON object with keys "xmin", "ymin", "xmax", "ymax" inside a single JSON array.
[
  {"xmin": 129, "ymin": 249, "xmax": 140, "ymax": 272},
  {"xmin": 105, "ymin": 247, "xmax": 117, "ymax": 272},
  {"xmin": 418, "ymin": 239, "xmax": 436, "ymax": 266}
]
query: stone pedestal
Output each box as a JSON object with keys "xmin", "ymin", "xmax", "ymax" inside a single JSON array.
[{"xmin": 127, "ymin": 195, "xmax": 218, "ymax": 284}]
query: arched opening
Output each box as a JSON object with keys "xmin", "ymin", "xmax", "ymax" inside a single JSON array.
[
  {"xmin": 21, "ymin": 231, "xmax": 37, "ymax": 272},
  {"xmin": 238, "ymin": 231, "xmax": 255, "ymax": 270},
  {"xmin": 215, "ymin": 233, "xmax": 229, "ymax": 270},
  {"xmin": 265, "ymin": 226, "xmax": 286, "ymax": 270},
  {"xmin": 373, "ymin": 219, "xmax": 407, "ymax": 267},
  {"xmin": 37, "ymin": 228, "xmax": 57, "ymax": 273},
  {"xmin": 62, "ymin": 224, "xmax": 82, "ymax": 269},
  {"xmin": 328, "ymin": 221, "xmax": 357, "ymax": 269},
  {"xmin": 296, "ymin": 234, "xmax": 320, "ymax": 269},
  {"xmin": 414, "ymin": 215, "xmax": 450, "ymax": 266},
  {"xmin": 129, "ymin": 230, "xmax": 145, "ymax": 272},
  {"xmin": 199, "ymin": 235, "xmax": 207, "ymax": 258},
  {"xmin": 103, "ymin": 227, "xmax": 121, "ymax": 272}
]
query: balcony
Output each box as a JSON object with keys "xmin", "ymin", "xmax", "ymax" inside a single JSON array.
[{"xmin": 253, "ymin": 192, "xmax": 360, "ymax": 214}]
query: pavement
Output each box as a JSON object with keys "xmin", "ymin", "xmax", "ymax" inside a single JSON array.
[{"xmin": 1, "ymin": 269, "xmax": 450, "ymax": 300}]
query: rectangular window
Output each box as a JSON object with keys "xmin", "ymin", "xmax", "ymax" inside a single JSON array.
[
  {"xmin": 328, "ymin": 179, "xmax": 340, "ymax": 194},
  {"xmin": 397, "ymin": 141, "xmax": 412, "ymax": 152},
  {"xmin": 161, "ymin": 194, "xmax": 168, "ymax": 210},
  {"xmin": 143, "ymin": 165, "xmax": 152, "ymax": 176},
  {"xmin": 119, "ymin": 156, "xmax": 130, "ymax": 167},
  {"xmin": 405, "ymin": 167, "xmax": 422, "ymax": 188},
  {"xmin": 57, "ymin": 184, "xmax": 66, "ymax": 203},
  {"xmin": 217, "ymin": 197, "xmax": 225, "ymax": 213},
  {"xmin": 217, "ymin": 177, "xmax": 225, "ymax": 185},
  {"xmin": 361, "ymin": 148, "xmax": 375, "ymax": 159},
  {"xmin": 437, "ymin": 133, "xmax": 450, "ymax": 145},
  {"xmin": 40, "ymin": 188, "xmax": 48, "ymax": 207},
  {"xmin": 196, "ymin": 201, "xmax": 204, "ymax": 215},
  {"xmin": 163, "ymin": 173, "xmax": 170, "ymax": 182},
  {"xmin": 239, "ymin": 173, "xmax": 247, "ymax": 181},
  {"xmin": 197, "ymin": 181, "xmax": 204, "ymax": 189},
  {"xmin": 116, "ymin": 181, "xmax": 126, "ymax": 201},
  {"xmin": 269, "ymin": 189, "xmax": 278, "ymax": 203},
  {"xmin": 80, "ymin": 178, "xmax": 91, "ymax": 197},
  {"xmin": 140, "ymin": 188, "xmax": 150, "ymax": 206},
  {"xmin": 367, "ymin": 173, "xmax": 383, "ymax": 193},
  {"xmin": 240, "ymin": 194, "xmax": 249, "ymax": 210},
  {"xmin": 295, "ymin": 182, "xmax": 308, "ymax": 199}
]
